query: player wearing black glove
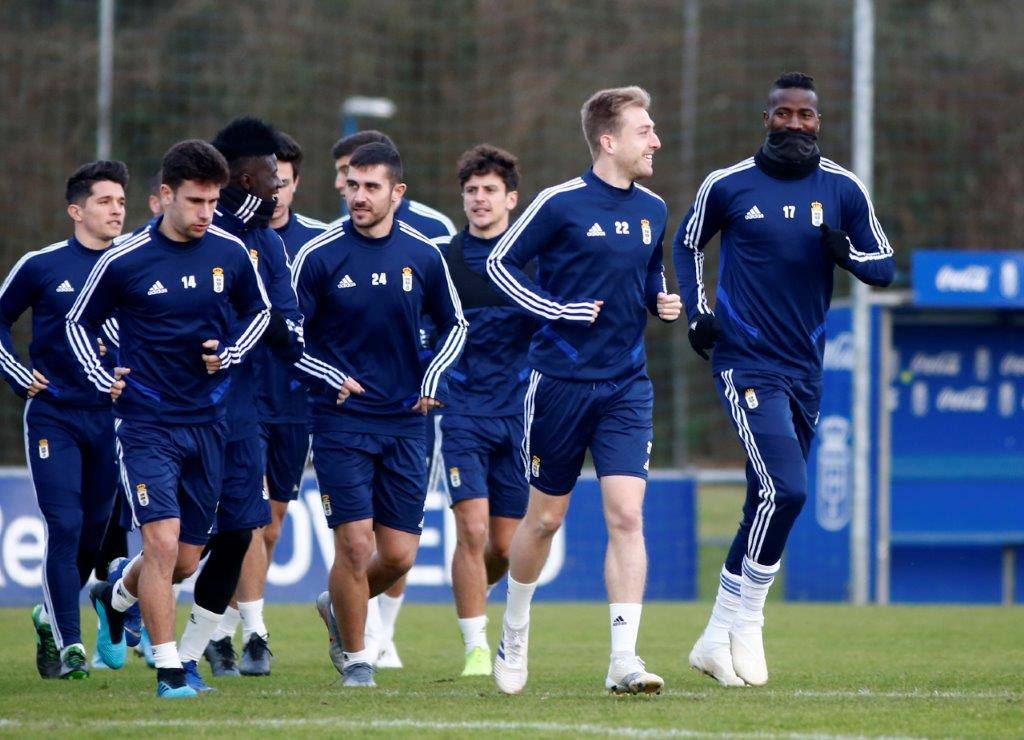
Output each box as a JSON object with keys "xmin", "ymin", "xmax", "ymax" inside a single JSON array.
[
  {"xmin": 688, "ymin": 313, "xmax": 721, "ymax": 360},
  {"xmin": 820, "ymin": 223, "xmax": 853, "ymax": 269}
]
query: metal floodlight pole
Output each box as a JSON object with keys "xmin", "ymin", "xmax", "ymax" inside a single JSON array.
[
  {"xmin": 672, "ymin": 0, "xmax": 699, "ymax": 467},
  {"xmin": 850, "ymin": 0, "xmax": 875, "ymax": 606},
  {"xmin": 96, "ymin": 0, "xmax": 115, "ymax": 160}
]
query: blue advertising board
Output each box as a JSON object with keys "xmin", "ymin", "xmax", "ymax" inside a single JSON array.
[
  {"xmin": 913, "ymin": 250, "xmax": 1024, "ymax": 308},
  {"xmin": 0, "ymin": 469, "xmax": 696, "ymax": 606}
]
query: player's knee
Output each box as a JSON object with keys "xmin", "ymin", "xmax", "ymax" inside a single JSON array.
[
  {"xmin": 334, "ymin": 532, "xmax": 375, "ymax": 571},
  {"xmin": 530, "ymin": 508, "xmax": 565, "ymax": 538},
  {"xmin": 377, "ymin": 547, "xmax": 416, "ymax": 576},
  {"xmin": 456, "ymin": 516, "xmax": 489, "ymax": 552},
  {"xmin": 605, "ymin": 505, "xmax": 644, "ymax": 537},
  {"xmin": 144, "ymin": 530, "xmax": 180, "ymax": 567},
  {"xmin": 264, "ymin": 517, "xmax": 283, "ymax": 547},
  {"xmin": 45, "ymin": 510, "xmax": 83, "ymax": 545},
  {"xmin": 774, "ymin": 478, "xmax": 808, "ymax": 512}
]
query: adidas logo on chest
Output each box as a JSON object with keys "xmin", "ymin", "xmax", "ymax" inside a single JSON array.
[
  {"xmin": 147, "ymin": 280, "xmax": 168, "ymax": 296},
  {"xmin": 744, "ymin": 205, "xmax": 765, "ymax": 220},
  {"xmin": 55, "ymin": 280, "xmax": 74, "ymax": 293},
  {"xmin": 586, "ymin": 222, "xmax": 606, "ymax": 237},
  {"xmin": 337, "ymin": 275, "xmax": 356, "ymax": 289}
]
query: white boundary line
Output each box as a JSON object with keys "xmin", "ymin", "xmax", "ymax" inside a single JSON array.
[{"xmin": 0, "ymin": 717, "xmax": 920, "ymax": 739}]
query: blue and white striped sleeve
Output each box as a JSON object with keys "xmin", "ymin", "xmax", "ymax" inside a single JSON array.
[
  {"xmin": 66, "ymin": 253, "xmax": 120, "ymax": 393},
  {"xmin": 420, "ymin": 249, "xmax": 468, "ymax": 400},
  {"xmin": 217, "ymin": 248, "xmax": 271, "ymax": 371},
  {"xmin": 673, "ymin": 172, "xmax": 727, "ymax": 322},
  {"xmin": 0, "ymin": 256, "xmax": 39, "ymax": 396},
  {"xmin": 831, "ymin": 165, "xmax": 894, "ymax": 288},
  {"xmin": 290, "ymin": 248, "xmax": 350, "ymax": 392},
  {"xmin": 485, "ymin": 189, "xmax": 598, "ymax": 324}
]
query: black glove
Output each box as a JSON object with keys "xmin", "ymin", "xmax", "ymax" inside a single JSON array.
[
  {"xmin": 263, "ymin": 311, "xmax": 291, "ymax": 352},
  {"xmin": 688, "ymin": 313, "xmax": 721, "ymax": 361},
  {"xmin": 820, "ymin": 223, "xmax": 853, "ymax": 268}
]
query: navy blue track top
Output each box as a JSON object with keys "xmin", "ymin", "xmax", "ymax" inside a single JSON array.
[
  {"xmin": 66, "ymin": 219, "xmax": 270, "ymax": 424},
  {"xmin": 673, "ymin": 156, "xmax": 894, "ymax": 379}
]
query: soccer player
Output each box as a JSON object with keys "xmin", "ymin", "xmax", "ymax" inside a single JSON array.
[
  {"xmin": 205, "ymin": 130, "xmax": 327, "ymax": 676},
  {"xmin": 67, "ymin": 139, "xmax": 270, "ymax": 698},
  {"xmin": 439, "ymin": 144, "xmax": 533, "ymax": 676},
  {"xmin": 331, "ymin": 130, "xmax": 457, "ymax": 666},
  {"xmin": 675, "ymin": 72, "xmax": 893, "ymax": 687},
  {"xmin": 166, "ymin": 117, "xmax": 305, "ymax": 689},
  {"xmin": 487, "ymin": 86, "xmax": 681, "ymax": 695},
  {"xmin": 0, "ymin": 161, "xmax": 127, "ymax": 680},
  {"xmin": 294, "ymin": 142, "xmax": 466, "ymax": 687}
]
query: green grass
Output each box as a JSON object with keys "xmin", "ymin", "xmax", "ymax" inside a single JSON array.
[{"xmin": 1, "ymin": 602, "xmax": 1021, "ymax": 737}]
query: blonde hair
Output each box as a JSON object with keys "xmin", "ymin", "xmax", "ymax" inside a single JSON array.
[{"xmin": 580, "ymin": 86, "xmax": 651, "ymax": 158}]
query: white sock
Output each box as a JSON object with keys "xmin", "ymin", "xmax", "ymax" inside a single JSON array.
[
  {"xmin": 704, "ymin": 566, "xmax": 742, "ymax": 645},
  {"xmin": 238, "ymin": 599, "xmax": 267, "ymax": 642},
  {"xmin": 111, "ymin": 578, "xmax": 138, "ymax": 613},
  {"xmin": 342, "ymin": 648, "xmax": 372, "ymax": 667},
  {"xmin": 736, "ymin": 556, "xmax": 780, "ymax": 626},
  {"xmin": 178, "ymin": 604, "xmax": 222, "ymax": 663},
  {"xmin": 377, "ymin": 593, "xmax": 404, "ymax": 642},
  {"xmin": 212, "ymin": 606, "xmax": 240, "ymax": 642},
  {"xmin": 38, "ymin": 606, "xmax": 51, "ymax": 625},
  {"xmin": 152, "ymin": 640, "xmax": 183, "ymax": 670},
  {"xmin": 609, "ymin": 603, "xmax": 642, "ymax": 657},
  {"xmin": 458, "ymin": 615, "xmax": 488, "ymax": 652},
  {"xmin": 364, "ymin": 596, "xmax": 384, "ymax": 651},
  {"xmin": 505, "ymin": 576, "xmax": 537, "ymax": 630}
]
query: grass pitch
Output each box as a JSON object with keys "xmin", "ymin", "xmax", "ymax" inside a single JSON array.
[{"xmin": 0, "ymin": 601, "xmax": 1021, "ymax": 737}]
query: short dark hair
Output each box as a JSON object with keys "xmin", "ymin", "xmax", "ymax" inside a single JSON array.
[
  {"xmin": 275, "ymin": 131, "xmax": 303, "ymax": 178},
  {"xmin": 347, "ymin": 142, "xmax": 403, "ymax": 184},
  {"xmin": 65, "ymin": 160, "xmax": 129, "ymax": 205},
  {"xmin": 210, "ymin": 116, "xmax": 279, "ymax": 167},
  {"xmin": 161, "ymin": 139, "xmax": 230, "ymax": 190},
  {"xmin": 457, "ymin": 144, "xmax": 519, "ymax": 191},
  {"xmin": 331, "ymin": 130, "xmax": 395, "ymax": 161},
  {"xmin": 770, "ymin": 72, "xmax": 816, "ymax": 94}
]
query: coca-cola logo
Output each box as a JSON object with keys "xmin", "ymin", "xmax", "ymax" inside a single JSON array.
[
  {"xmin": 935, "ymin": 265, "xmax": 991, "ymax": 293},
  {"xmin": 935, "ymin": 386, "xmax": 988, "ymax": 412},
  {"xmin": 823, "ymin": 331, "xmax": 854, "ymax": 371},
  {"xmin": 1000, "ymin": 353, "xmax": 1024, "ymax": 377},
  {"xmin": 909, "ymin": 351, "xmax": 961, "ymax": 377}
]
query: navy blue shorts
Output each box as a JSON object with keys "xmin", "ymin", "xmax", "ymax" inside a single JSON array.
[
  {"xmin": 311, "ymin": 430, "xmax": 427, "ymax": 534},
  {"xmin": 260, "ymin": 422, "xmax": 310, "ymax": 502},
  {"xmin": 215, "ymin": 434, "xmax": 271, "ymax": 533},
  {"xmin": 524, "ymin": 369, "xmax": 653, "ymax": 495},
  {"xmin": 115, "ymin": 419, "xmax": 227, "ymax": 546},
  {"xmin": 441, "ymin": 414, "xmax": 528, "ymax": 519}
]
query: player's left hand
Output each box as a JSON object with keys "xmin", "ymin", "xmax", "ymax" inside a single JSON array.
[
  {"xmin": 820, "ymin": 224, "xmax": 853, "ymax": 267},
  {"xmin": 97, "ymin": 337, "xmax": 107, "ymax": 357},
  {"xmin": 656, "ymin": 292, "xmax": 682, "ymax": 321},
  {"xmin": 201, "ymin": 339, "xmax": 223, "ymax": 374},
  {"xmin": 411, "ymin": 396, "xmax": 443, "ymax": 415}
]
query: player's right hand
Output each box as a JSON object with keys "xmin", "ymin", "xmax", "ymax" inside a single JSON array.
[
  {"xmin": 588, "ymin": 300, "xmax": 605, "ymax": 325},
  {"xmin": 336, "ymin": 377, "xmax": 365, "ymax": 405},
  {"xmin": 110, "ymin": 366, "xmax": 130, "ymax": 402},
  {"xmin": 26, "ymin": 369, "xmax": 49, "ymax": 398},
  {"xmin": 688, "ymin": 313, "xmax": 721, "ymax": 360}
]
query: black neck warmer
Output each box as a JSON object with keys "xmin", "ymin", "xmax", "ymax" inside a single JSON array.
[
  {"xmin": 218, "ymin": 183, "xmax": 277, "ymax": 230},
  {"xmin": 754, "ymin": 130, "xmax": 821, "ymax": 180}
]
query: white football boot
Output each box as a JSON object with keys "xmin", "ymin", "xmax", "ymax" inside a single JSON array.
[
  {"xmin": 688, "ymin": 634, "xmax": 746, "ymax": 687},
  {"xmin": 605, "ymin": 654, "xmax": 664, "ymax": 695},
  {"xmin": 493, "ymin": 619, "xmax": 529, "ymax": 694},
  {"xmin": 729, "ymin": 620, "xmax": 768, "ymax": 686}
]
